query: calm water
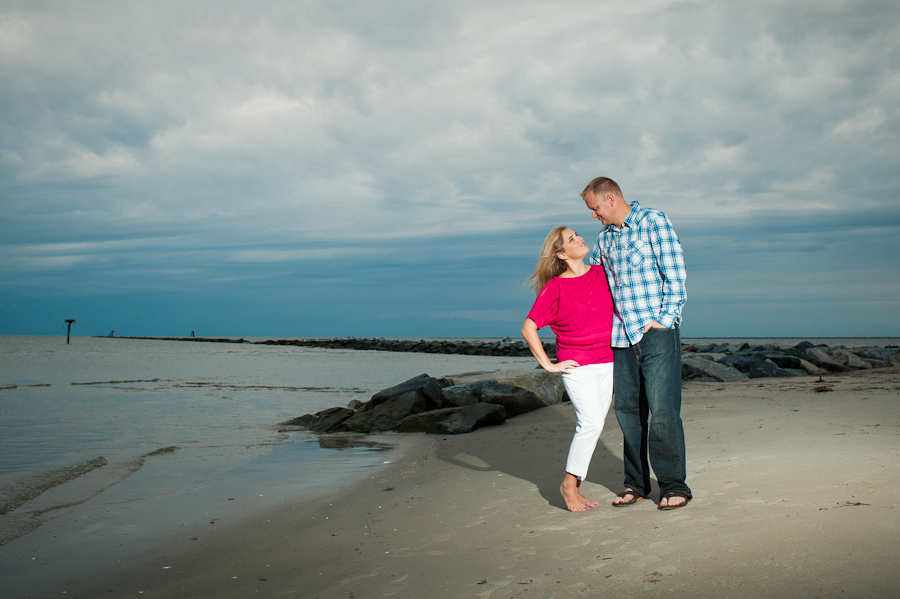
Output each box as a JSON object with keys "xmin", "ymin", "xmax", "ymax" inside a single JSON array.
[{"xmin": 0, "ymin": 335, "xmax": 534, "ymax": 596}]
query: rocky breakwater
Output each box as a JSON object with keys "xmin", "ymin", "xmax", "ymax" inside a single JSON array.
[
  {"xmin": 680, "ymin": 341, "xmax": 900, "ymax": 382},
  {"xmin": 259, "ymin": 337, "xmax": 554, "ymax": 358},
  {"xmin": 280, "ymin": 340, "xmax": 898, "ymax": 438},
  {"xmin": 280, "ymin": 369, "xmax": 567, "ymax": 436},
  {"xmin": 115, "ymin": 335, "xmax": 554, "ymax": 357}
]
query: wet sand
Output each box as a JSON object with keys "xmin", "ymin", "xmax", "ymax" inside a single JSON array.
[{"xmin": 31, "ymin": 368, "xmax": 900, "ymax": 598}]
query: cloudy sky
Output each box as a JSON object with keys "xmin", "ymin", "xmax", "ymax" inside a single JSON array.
[{"xmin": 1, "ymin": 0, "xmax": 898, "ymax": 338}]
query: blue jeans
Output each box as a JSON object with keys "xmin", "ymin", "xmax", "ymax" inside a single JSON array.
[{"xmin": 613, "ymin": 326, "xmax": 691, "ymax": 499}]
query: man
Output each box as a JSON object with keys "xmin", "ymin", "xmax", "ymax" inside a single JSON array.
[{"xmin": 581, "ymin": 177, "xmax": 691, "ymax": 510}]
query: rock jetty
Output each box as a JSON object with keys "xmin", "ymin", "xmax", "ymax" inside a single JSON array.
[
  {"xmin": 116, "ymin": 335, "xmax": 556, "ymax": 358},
  {"xmin": 281, "ymin": 340, "xmax": 898, "ymax": 437},
  {"xmin": 680, "ymin": 340, "xmax": 899, "ymax": 382},
  {"xmin": 257, "ymin": 336, "xmax": 554, "ymax": 357}
]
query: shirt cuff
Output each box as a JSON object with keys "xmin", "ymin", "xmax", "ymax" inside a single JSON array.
[{"xmin": 657, "ymin": 312, "xmax": 677, "ymax": 329}]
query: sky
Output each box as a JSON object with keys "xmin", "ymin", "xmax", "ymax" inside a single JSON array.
[{"xmin": 1, "ymin": 0, "xmax": 899, "ymax": 339}]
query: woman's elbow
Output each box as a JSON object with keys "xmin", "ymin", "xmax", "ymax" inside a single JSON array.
[{"xmin": 521, "ymin": 319, "xmax": 535, "ymax": 337}]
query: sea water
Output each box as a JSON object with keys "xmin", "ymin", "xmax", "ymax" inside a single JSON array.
[{"xmin": 0, "ymin": 335, "xmax": 534, "ymax": 595}]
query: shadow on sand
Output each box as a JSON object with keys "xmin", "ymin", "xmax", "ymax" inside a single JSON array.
[{"xmin": 432, "ymin": 402, "xmax": 658, "ymax": 510}]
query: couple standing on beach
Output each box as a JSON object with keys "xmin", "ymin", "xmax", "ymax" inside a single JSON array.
[{"xmin": 521, "ymin": 177, "xmax": 691, "ymax": 512}]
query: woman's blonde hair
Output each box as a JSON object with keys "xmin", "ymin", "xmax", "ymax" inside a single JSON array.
[{"xmin": 526, "ymin": 226, "xmax": 569, "ymax": 294}]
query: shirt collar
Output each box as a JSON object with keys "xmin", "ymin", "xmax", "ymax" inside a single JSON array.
[{"xmin": 602, "ymin": 200, "xmax": 643, "ymax": 233}]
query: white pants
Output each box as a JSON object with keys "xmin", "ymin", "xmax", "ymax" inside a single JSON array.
[{"xmin": 561, "ymin": 362, "xmax": 614, "ymax": 480}]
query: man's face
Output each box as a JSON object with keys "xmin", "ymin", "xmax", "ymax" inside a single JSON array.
[{"xmin": 583, "ymin": 192, "xmax": 615, "ymax": 225}]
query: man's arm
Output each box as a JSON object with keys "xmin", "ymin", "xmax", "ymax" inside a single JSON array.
[
  {"xmin": 648, "ymin": 213, "xmax": 687, "ymax": 328},
  {"xmin": 588, "ymin": 237, "xmax": 603, "ymax": 266}
]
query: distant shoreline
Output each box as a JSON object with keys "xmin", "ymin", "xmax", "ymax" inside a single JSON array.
[
  {"xmin": 91, "ymin": 335, "xmax": 900, "ymax": 340},
  {"xmin": 95, "ymin": 335, "xmax": 899, "ymax": 359}
]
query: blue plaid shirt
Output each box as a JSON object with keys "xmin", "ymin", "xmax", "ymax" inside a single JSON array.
[{"xmin": 589, "ymin": 201, "xmax": 687, "ymax": 347}]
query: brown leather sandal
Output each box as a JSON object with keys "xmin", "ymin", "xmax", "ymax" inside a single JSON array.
[
  {"xmin": 658, "ymin": 490, "xmax": 691, "ymax": 510},
  {"xmin": 612, "ymin": 489, "xmax": 642, "ymax": 507}
]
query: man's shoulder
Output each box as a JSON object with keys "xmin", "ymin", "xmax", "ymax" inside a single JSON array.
[{"xmin": 629, "ymin": 202, "xmax": 673, "ymax": 229}]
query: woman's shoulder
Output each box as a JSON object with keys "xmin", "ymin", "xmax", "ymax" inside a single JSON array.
[
  {"xmin": 537, "ymin": 276, "xmax": 562, "ymax": 297},
  {"xmin": 588, "ymin": 263, "xmax": 608, "ymax": 277}
]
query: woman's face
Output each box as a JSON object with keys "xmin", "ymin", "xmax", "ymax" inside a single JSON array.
[{"xmin": 559, "ymin": 228, "xmax": 589, "ymax": 260}]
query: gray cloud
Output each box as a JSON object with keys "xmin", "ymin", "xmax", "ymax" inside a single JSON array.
[{"xmin": 1, "ymin": 0, "xmax": 898, "ymax": 335}]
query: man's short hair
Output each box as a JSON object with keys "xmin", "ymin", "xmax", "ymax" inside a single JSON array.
[{"xmin": 581, "ymin": 177, "xmax": 623, "ymax": 200}]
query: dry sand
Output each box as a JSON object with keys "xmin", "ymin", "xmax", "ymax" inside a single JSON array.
[{"xmin": 38, "ymin": 368, "xmax": 900, "ymax": 598}]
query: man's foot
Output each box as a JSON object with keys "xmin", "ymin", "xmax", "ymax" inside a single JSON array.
[
  {"xmin": 611, "ymin": 488, "xmax": 642, "ymax": 507},
  {"xmin": 658, "ymin": 490, "xmax": 690, "ymax": 510}
]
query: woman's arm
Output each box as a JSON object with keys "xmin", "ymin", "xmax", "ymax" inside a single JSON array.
[{"xmin": 521, "ymin": 318, "xmax": 579, "ymax": 374}]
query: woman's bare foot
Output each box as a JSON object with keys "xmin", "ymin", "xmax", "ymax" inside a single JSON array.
[
  {"xmin": 561, "ymin": 473, "xmax": 598, "ymax": 512},
  {"xmin": 579, "ymin": 494, "xmax": 600, "ymax": 508},
  {"xmin": 575, "ymin": 478, "xmax": 600, "ymax": 508}
]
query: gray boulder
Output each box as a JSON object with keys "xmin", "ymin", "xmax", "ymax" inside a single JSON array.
[
  {"xmin": 845, "ymin": 348, "xmax": 895, "ymax": 368},
  {"xmin": 310, "ymin": 407, "xmax": 356, "ymax": 433},
  {"xmin": 495, "ymin": 370, "xmax": 567, "ymax": 404},
  {"xmin": 804, "ymin": 347, "xmax": 849, "ymax": 372},
  {"xmin": 421, "ymin": 377, "xmax": 449, "ymax": 407},
  {"xmin": 831, "ymin": 349, "xmax": 872, "ymax": 369},
  {"xmin": 854, "ymin": 348, "xmax": 884, "ymax": 358},
  {"xmin": 682, "ymin": 354, "xmax": 748, "ymax": 382},
  {"xmin": 860, "ymin": 356, "xmax": 893, "ymax": 368},
  {"xmin": 480, "ymin": 384, "xmax": 546, "ymax": 417},
  {"xmin": 748, "ymin": 360, "xmax": 796, "ymax": 378},
  {"xmin": 340, "ymin": 390, "xmax": 427, "ymax": 433},
  {"xmin": 362, "ymin": 373, "xmax": 452, "ymax": 412},
  {"xmin": 720, "ymin": 354, "xmax": 767, "ymax": 373},
  {"xmin": 396, "ymin": 407, "xmax": 464, "ymax": 433},
  {"xmin": 426, "ymin": 403, "xmax": 507, "ymax": 435},
  {"xmin": 279, "ymin": 413, "xmax": 319, "ymax": 428},
  {"xmin": 443, "ymin": 369, "xmax": 567, "ymax": 406},
  {"xmin": 765, "ymin": 354, "xmax": 804, "ymax": 370},
  {"xmin": 695, "ymin": 352, "xmax": 727, "ymax": 362},
  {"xmin": 798, "ymin": 358, "xmax": 823, "ymax": 374},
  {"xmin": 442, "ymin": 379, "xmax": 498, "ymax": 407}
]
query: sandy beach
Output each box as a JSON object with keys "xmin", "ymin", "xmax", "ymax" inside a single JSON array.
[{"xmin": 29, "ymin": 366, "xmax": 900, "ymax": 598}]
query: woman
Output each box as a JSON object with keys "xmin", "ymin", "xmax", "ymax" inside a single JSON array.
[{"xmin": 521, "ymin": 226, "xmax": 615, "ymax": 512}]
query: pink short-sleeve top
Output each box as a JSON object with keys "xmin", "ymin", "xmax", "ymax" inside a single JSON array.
[{"xmin": 526, "ymin": 265, "xmax": 614, "ymax": 365}]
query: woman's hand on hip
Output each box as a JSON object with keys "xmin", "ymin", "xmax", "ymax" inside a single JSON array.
[{"xmin": 544, "ymin": 360, "xmax": 579, "ymax": 374}]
